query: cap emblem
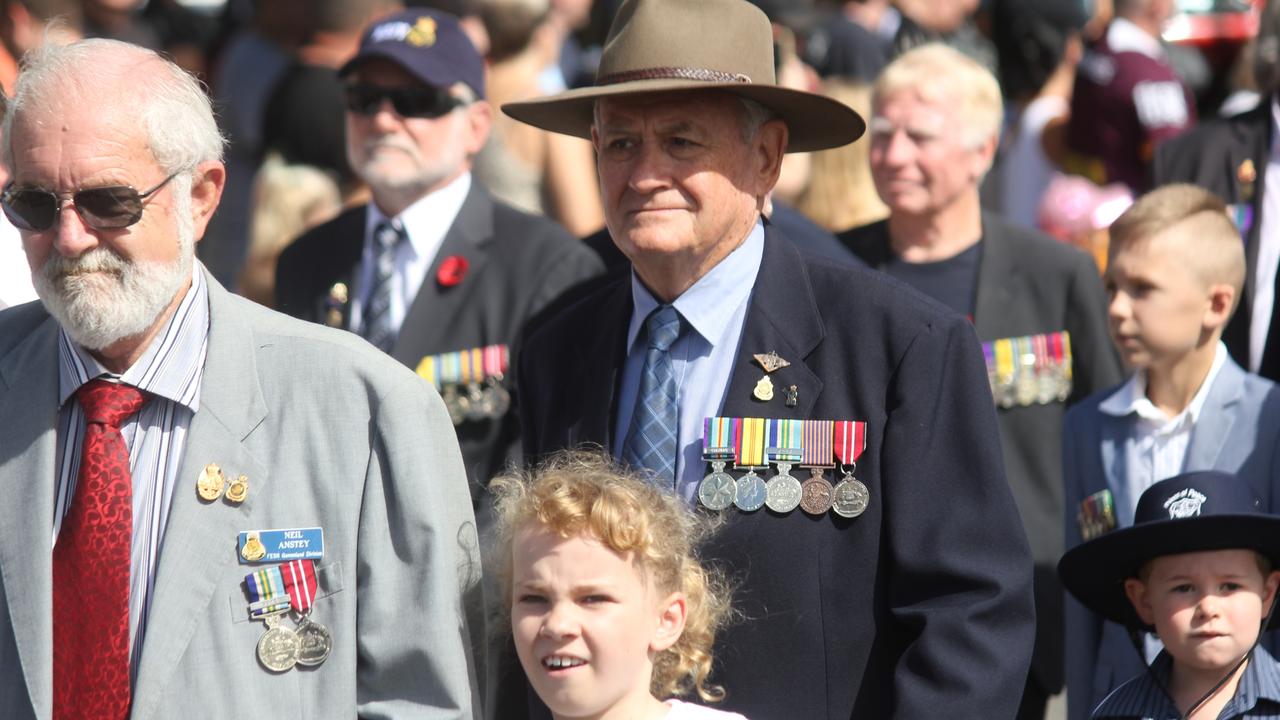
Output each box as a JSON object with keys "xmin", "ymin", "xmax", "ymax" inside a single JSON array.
[
  {"xmin": 1164, "ymin": 488, "xmax": 1207, "ymax": 519},
  {"xmin": 406, "ymin": 17, "xmax": 438, "ymax": 47}
]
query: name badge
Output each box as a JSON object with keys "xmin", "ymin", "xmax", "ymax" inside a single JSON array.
[{"xmin": 238, "ymin": 527, "xmax": 325, "ymax": 565}]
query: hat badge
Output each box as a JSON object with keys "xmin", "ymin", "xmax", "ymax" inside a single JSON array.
[
  {"xmin": 406, "ymin": 17, "xmax": 437, "ymax": 47},
  {"xmin": 1164, "ymin": 488, "xmax": 1207, "ymax": 519}
]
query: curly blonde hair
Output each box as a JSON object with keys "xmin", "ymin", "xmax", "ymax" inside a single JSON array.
[{"xmin": 490, "ymin": 449, "xmax": 734, "ymax": 702}]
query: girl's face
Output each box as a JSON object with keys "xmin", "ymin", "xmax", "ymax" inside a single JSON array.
[{"xmin": 511, "ymin": 526, "xmax": 685, "ymax": 720}]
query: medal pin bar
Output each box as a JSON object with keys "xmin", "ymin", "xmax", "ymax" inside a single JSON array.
[
  {"xmin": 732, "ymin": 418, "xmax": 768, "ymax": 512},
  {"xmin": 763, "ymin": 418, "xmax": 803, "ymax": 513},
  {"xmin": 245, "ymin": 565, "xmax": 300, "ymax": 672},
  {"xmin": 698, "ymin": 417, "xmax": 737, "ymax": 511},
  {"xmin": 832, "ymin": 420, "xmax": 869, "ymax": 518},
  {"xmin": 281, "ymin": 559, "xmax": 332, "ymax": 667}
]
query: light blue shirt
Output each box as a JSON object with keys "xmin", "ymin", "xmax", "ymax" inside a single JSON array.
[{"xmin": 614, "ymin": 222, "xmax": 764, "ymax": 504}]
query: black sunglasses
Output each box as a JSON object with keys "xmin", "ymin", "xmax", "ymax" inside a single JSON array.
[
  {"xmin": 343, "ymin": 83, "xmax": 467, "ymax": 119},
  {"xmin": 1, "ymin": 173, "xmax": 179, "ymax": 231}
]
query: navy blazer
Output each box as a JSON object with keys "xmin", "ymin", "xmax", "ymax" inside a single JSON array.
[
  {"xmin": 509, "ymin": 227, "xmax": 1036, "ymax": 719},
  {"xmin": 275, "ymin": 184, "xmax": 604, "ymax": 494},
  {"xmin": 1062, "ymin": 355, "xmax": 1280, "ymax": 719}
]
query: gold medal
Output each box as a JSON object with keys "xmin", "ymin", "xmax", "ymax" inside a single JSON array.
[
  {"xmin": 226, "ymin": 475, "xmax": 249, "ymax": 504},
  {"xmin": 753, "ymin": 375, "xmax": 774, "ymax": 401},
  {"xmin": 197, "ymin": 463, "xmax": 225, "ymax": 502},
  {"xmin": 241, "ymin": 532, "xmax": 267, "ymax": 562}
]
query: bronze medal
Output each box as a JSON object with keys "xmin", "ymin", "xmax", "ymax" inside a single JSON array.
[
  {"xmin": 196, "ymin": 463, "xmax": 225, "ymax": 502},
  {"xmin": 799, "ymin": 471, "xmax": 834, "ymax": 515}
]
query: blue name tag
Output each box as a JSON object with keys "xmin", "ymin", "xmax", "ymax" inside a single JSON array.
[{"xmin": 237, "ymin": 527, "xmax": 324, "ymax": 565}]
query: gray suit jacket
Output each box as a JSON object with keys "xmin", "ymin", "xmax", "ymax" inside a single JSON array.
[
  {"xmin": 0, "ymin": 271, "xmax": 481, "ymax": 719},
  {"xmin": 1062, "ymin": 355, "xmax": 1280, "ymax": 719}
]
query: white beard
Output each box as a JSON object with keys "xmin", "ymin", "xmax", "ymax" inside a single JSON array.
[{"xmin": 33, "ymin": 202, "xmax": 195, "ymax": 352}]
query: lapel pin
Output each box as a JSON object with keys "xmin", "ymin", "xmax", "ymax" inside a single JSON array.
[
  {"xmin": 1238, "ymin": 159, "xmax": 1257, "ymax": 203},
  {"xmin": 753, "ymin": 351, "xmax": 790, "ymax": 373},
  {"xmin": 785, "ymin": 384, "xmax": 798, "ymax": 408},
  {"xmin": 197, "ymin": 463, "xmax": 226, "ymax": 502},
  {"xmin": 753, "ymin": 375, "xmax": 774, "ymax": 401},
  {"xmin": 325, "ymin": 282, "xmax": 348, "ymax": 328},
  {"xmin": 437, "ymin": 255, "xmax": 468, "ymax": 288},
  {"xmin": 226, "ymin": 474, "xmax": 249, "ymax": 504}
]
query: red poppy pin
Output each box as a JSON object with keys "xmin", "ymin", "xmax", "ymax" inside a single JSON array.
[{"xmin": 437, "ymin": 255, "xmax": 468, "ymax": 288}]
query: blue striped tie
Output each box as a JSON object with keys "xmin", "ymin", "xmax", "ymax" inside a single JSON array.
[
  {"xmin": 622, "ymin": 305, "xmax": 683, "ymax": 484},
  {"xmin": 361, "ymin": 221, "xmax": 405, "ymax": 352}
]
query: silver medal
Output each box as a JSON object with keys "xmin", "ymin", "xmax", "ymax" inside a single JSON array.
[
  {"xmin": 734, "ymin": 470, "xmax": 767, "ymax": 512},
  {"xmin": 295, "ymin": 616, "xmax": 333, "ymax": 667},
  {"xmin": 698, "ymin": 465, "xmax": 737, "ymax": 511},
  {"xmin": 257, "ymin": 614, "xmax": 300, "ymax": 672},
  {"xmin": 831, "ymin": 473, "xmax": 870, "ymax": 518},
  {"xmin": 764, "ymin": 463, "xmax": 802, "ymax": 513}
]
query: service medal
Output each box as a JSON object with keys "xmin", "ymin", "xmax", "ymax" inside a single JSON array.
[
  {"xmin": 765, "ymin": 470, "xmax": 802, "ymax": 513},
  {"xmin": 763, "ymin": 420, "xmax": 804, "ymax": 513},
  {"xmin": 734, "ymin": 470, "xmax": 767, "ymax": 512},
  {"xmin": 831, "ymin": 475, "xmax": 870, "ymax": 518},
  {"xmin": 197, "ymin": 463, "xmax": 225, "ymax": 502},
  {"xmin": 831, "ymin": 420, "xmax": 869, "ymax": 518},
  {"xmin": 257, "ymin": 615, "xmax": 300, "ymax": 673},
  {"xmin": 295, "ymin": 618, "xmax": 333, "ymax": 667},
  {"xmin": 698, "ymin": 469, "xmax": 737, "ymax": 511},
  {"xmin": 799, "ymin": 474, "xmax": 833, "ymax": 515}
]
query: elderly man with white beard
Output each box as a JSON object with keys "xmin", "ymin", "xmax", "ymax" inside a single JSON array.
[{"xmin": 0, "ymin": 39, "xmax": 481, "ymax": 719}]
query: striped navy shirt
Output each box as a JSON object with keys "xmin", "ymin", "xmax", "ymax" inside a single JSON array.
[
  {"xmin": 1093, "ymin": 646, "xmax": 1280, "ymax": 719},
  {"xmin": 52, "ymin": 266, "xmax": 209, "ymax": 681}
]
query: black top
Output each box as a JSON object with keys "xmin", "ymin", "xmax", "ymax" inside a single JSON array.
[{"xmin": 883, "ymin": 241, "xmax": 983, "ymax": 318}]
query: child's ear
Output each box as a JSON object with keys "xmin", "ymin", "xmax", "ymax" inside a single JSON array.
[
  {"xmin": 1203, "ymin": 282, "xmax": 1236, "ymax": 332},
  {"xmin": 1263, "ymin": 570, "xmax": 1280, "ymax": 613},
  {"xmin": 1124, "ymin": 578, "xmax": 1156, "ymax": 627},
  {"xmin": 650, "ymin": 592, "xmax": 688, "ymax": 654}
]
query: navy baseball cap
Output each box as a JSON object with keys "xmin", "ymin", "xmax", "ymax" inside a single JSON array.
[
  {"xmin": 340, "ymin": 9, "xmax": 485, "ymax": 100},
  {"xmin": 1059, "ymin": 471, "xmax": 1280, "ymax": 631}
]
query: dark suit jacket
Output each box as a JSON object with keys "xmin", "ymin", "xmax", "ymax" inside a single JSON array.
[
  {"xmin": 1151, "ymin": 100, "xmax": 1274, "ymax": 379},
  {"xmin": 839, "ymin": 213, "xmax": 1123, "ymax": 695},
  {"xmin": 510, "ymin": 227, "xmax": 1036, "ymax": 719},
  {"xmin": 274, "ymin": 183, "xmax": 604, "ymax": 494}
]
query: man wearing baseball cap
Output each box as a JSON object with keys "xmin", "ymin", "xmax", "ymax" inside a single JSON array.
[
  {"xmin": 501, "ymin": 0, "xmax": 1035, "ymax": 717},
  {"xmin": 275, "ymin": 9, "xmax": 602, "ymax": 510}
]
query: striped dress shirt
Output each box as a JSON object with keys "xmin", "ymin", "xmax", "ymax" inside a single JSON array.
[
  {"xmin": 1093, "ymin": 646, "xmax": 1280, "ymax": 718},
  {"xmin": 52, "ymin": 266, "xmax": 209, "ymax": 681}
]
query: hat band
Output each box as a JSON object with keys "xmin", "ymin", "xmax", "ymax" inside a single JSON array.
[{"xmin": 596, "ymin": 66, "xmax": 753, "ymax": 86}]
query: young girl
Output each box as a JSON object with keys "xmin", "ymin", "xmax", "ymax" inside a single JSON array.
[{"xmin": 491, "ymin": 450, "xmax": 744, "ymax": 720}]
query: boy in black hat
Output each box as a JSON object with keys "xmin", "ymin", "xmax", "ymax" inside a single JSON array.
[{"xmin": 1059, "ymin": 470, "xmax": 1280, "ymax": 719}]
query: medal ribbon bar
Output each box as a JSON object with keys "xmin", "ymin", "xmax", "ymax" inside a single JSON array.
[
  {"xmin": 280, "ymin": 559, "xmax": 318, "ymax": 614},
  {"xmin": 734, "ymin": 417, "xmax": 766, "ymax": 468},
  {"xmin": 702, "ymin": 417, "xmax": 735, "ymax": 459},
  {"xmin": 801, "ymin": 420, "xmax": 834, "ymax": 467},
  {"xmin": 764, "ymin": 418, "xmax": 803, "ymax": 463},
  {"xmin": 833, "ymin": 420, "xmax": 867, "ymax": 465},
  {"xmin": 245, "ymin": 566, "xmax": 291, "ymax": 618}
]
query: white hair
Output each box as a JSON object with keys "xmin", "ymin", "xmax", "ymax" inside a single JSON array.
[
  {"xmin": 873, "ymin": 43, "xmax": 1003, "ymax": 149},
  {"xmin": 2, "ymin": 38, "xmax": 225, "ymax": 176}
]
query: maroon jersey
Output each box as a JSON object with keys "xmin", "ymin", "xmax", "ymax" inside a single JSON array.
[{"xmin": 1067, "ymin": 19, "xmax": 1195, "ymax": 192}]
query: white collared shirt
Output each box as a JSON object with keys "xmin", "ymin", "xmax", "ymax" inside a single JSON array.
[
  {"xmin": 1251, "ymin": 97, "xmax": 1280, "ymax": 373},
  {"xmin": 348, "ymin": 172, "xmax": 472, "ymax": 334},
  {"xmin": 1098, "ymin": 342, "xmax": 1228, "ymax": 525},
  {"xmin": 1105, "ymin": 17, "xmax": 1166, "ymax": 60},
  {"xmin": 614, "ymin": 222, "xmax": 764, "ymax": 504},
  {"xmin": 0, "ymin": 215, "xmax": 37, "ymax": 310}
]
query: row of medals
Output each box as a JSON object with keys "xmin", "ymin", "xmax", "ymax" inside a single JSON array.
[
  {"xmin": 697, "ymin": 461, "xmax": 869, "ymax": 518},
  {"xmin": 441, "ymin": 378, "xmax": 510, "ymax": 425},
  {"xmin": 257, "ymin": 606, "xmax": 333, "ymax": 673},
  {"xmin": 992, "ymin": 362, "xmax": 1070, "ymax": 409}
]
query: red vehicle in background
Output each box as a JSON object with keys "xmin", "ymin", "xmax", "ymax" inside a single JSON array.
[{"xmin": 1163, "ymin": 0, "xmax": 1262, "ymax": 111}]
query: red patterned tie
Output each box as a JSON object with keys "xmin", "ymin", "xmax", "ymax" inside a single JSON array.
[{"xmin": 53, "ymin": 379, "xmax": 145, "ymax": 720}]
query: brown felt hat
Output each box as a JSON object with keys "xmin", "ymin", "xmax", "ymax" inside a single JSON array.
[{"xmin": 501, "ymin": 0, "xmax": 865, "ymax": 153}]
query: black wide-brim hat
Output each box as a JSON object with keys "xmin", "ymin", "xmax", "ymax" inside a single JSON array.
[
  {"xmin": 1058, "ymin": 471, "xmax": 1280, "ymax": 632},
  {"xmin": 501, "ymin": 0, "xmax": 865, "ymax": 153}
]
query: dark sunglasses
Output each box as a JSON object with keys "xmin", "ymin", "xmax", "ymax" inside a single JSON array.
[
  {"xmin": 1, "ymin": 173, "xmax": 179, "ymax": 231},
  {"xmin": 343, "ymin": 83, "xmax": 467, "ymax": 119}
]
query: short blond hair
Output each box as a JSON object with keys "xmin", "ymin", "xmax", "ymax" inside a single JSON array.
[
  {"xmin": 1109, "ymin": 184, "xmax": 1246, "ymax": 306},
  {"xmin": 491, "ymin": 450, "xmax": 733, "ymax": 702},
  {"xmin": 872, "ymin": 43, "xmax": 1003, "ymax": 148}
]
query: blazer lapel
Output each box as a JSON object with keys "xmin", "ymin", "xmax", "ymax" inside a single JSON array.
[
  {"xmin": 1183, "ymin": 358, "xmax": 1244, "ymax": 471},
  {"xmin": 130, "ymin": 276, "xmax": 269, "ymax": 720},
  {"xmin": 972, "ymin": 214, "xmax": 1015, "ymax": 338},
  {"xmin": 391, "ymin": 185, "xmax": 493, "ymax": 367},
  {"xmin": 0, "ymin": 314, "xmax": 59, "ymax": 719},
  {"xmin": 1098, "ymin": 413, "xmax": 1128, "ymax": 514},
  {"xmin": 570, "ymin": 280, "xmax": 632, "ymax": 450},
  {"xmin": 721, "ymin": 229, "xmax": 824, "ymax": 419}
]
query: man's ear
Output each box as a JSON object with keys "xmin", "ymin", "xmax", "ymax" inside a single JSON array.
[
  {"xmin": 649, "ymin": 591, "xmax": 688, "ymax": 654},
  {"xmin": 189, "ymin": 160, "xmax": 226, "ymax": 243},
  {"xmin": 1123, "ymin": 578, "xmax": 1155, "ymax": 628},
  {"xmin": 464, "ymin": 100, "xmax": 494, "ymax": 156}
]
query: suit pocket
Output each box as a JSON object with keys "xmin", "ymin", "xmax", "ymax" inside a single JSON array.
[{"xmin": 227, "ymin": 561, "xmax": 345, "ymax": 624}]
